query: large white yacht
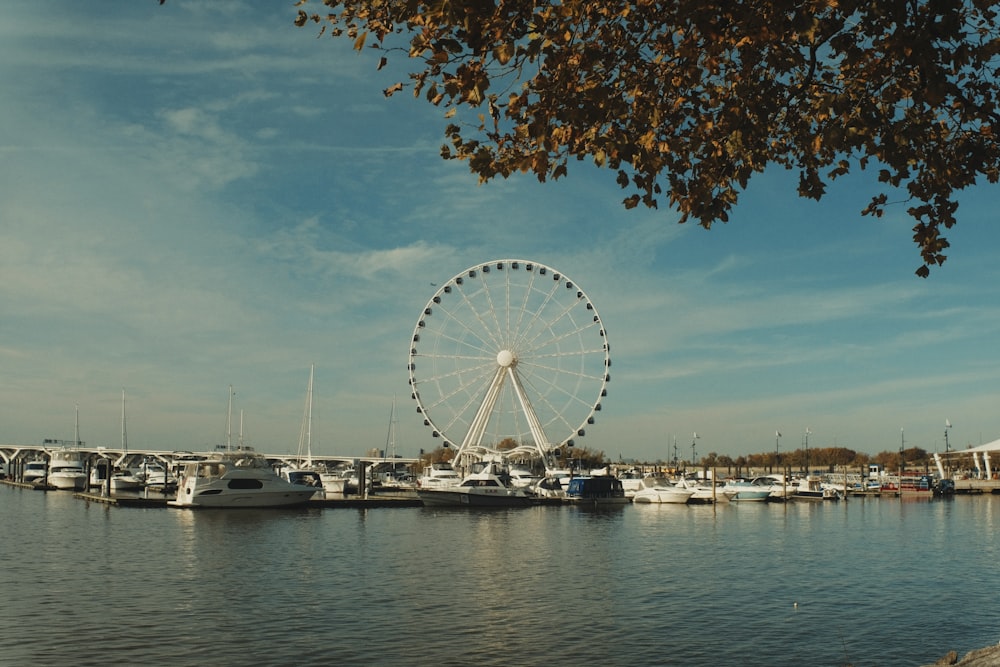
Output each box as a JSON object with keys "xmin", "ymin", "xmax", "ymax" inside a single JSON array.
[
  {"xmin": 48, "ymin": 448, "xmax": 88, "ymax": 491},
  {"xmin": 170, "ymin": 453, "xmax": 318, "ymax": 508}
]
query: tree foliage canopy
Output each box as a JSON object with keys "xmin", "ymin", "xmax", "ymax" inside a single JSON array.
[{"xmin": 295, "ymin": 0, "xmax": 1000, "ymax": 275}]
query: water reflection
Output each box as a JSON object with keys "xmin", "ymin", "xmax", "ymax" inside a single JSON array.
[{"xmin": 3, "ymin": 486, "xmax": 1000, "ymax": 666}]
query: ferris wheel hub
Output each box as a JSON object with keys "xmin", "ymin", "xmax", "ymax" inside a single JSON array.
[{"xmin": 496, "ymin": 349, "xmax": 516, "ymax": 368}]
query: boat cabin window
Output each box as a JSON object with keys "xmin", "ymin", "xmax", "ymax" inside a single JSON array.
[
  {"xmin": 460, "ymin": 479, "xmax": 501, "ymax": 487},
  {"xmin": 227, "ymin": 478, "xmax": 264, "ymax": 490}
]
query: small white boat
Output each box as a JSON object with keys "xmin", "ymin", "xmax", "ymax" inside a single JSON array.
[
  {"xmin": 722, "ymin": 479, "xmax": 772, "ymax": 502},
  {"xmin": 617, "ymin": 470, "xmax": 646, "ymax": 498},
  {"xmin": 507, "ymin": 465, "xmax": 542, "ymax": 488},
  {"xmin": 791, "ymin": 476, "xmax": 840, "ymax": 501},
  {"xmin": 416, "ymin": 462, "xmax": 462, "ymax": 488},
  {"xmin": 23, "ymin": 460, "xmax": 48, "ymax": 484},
  {"xmin": 416, "ymin": 461, "xmax": 533, "ymax": 508},
  {"xmin": 110, "ymin": 469, "xmax": 143, "ymax": 492},
  {"xmin": 750, "ymin": 475, "xmax": 795, "ymax": 501},
  {"xmin": 319, "ymin": 466, "xmax": 352, "ymax": 495},
  {"xmin": 137, "ymin": 460, "xmax": 177, "ymax": 491},
  {"xmin": 280, "ymin": 467, "xmax": 325, "ymax": 500},
  {"xmin": 170, "ymin": 453, "xmax": 318, "ymax": 508},
  {"xmin": 532, "ymin": 475, "xmax": 568, "ymax": 498},
  {"xmin": 631, "ymin": 477, "xmax": 694, "ymax": 504},
  {"xmin": 675, "ymin": 476, "xmax": 735, "ymax": 503}
]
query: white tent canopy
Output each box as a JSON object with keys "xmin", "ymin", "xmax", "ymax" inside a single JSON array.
[{"xmin": 943, "ymin": 438, "xmax": 1000, "ymax": 455}]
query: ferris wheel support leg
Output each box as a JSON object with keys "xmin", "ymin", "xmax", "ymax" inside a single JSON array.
[
  {"xmin": 506, "ymin": 367, "xmax": 551, "ymax": 461},
  {"xmin": 455, "ymin": 366, "xmax": 506, "ymax": 464}
]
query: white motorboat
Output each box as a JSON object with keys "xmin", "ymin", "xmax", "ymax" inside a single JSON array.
[
  {"xmin": 49, "ymin": 407, "xmax": 88, "ymax": 491},
  {"xmin": 170, "ymin": 453, "xmax": 318, "ymax": 508},
  {"xmin": 507, "ymin": 465, "xmax": 542, "ymax": 488},
  {"xmin": 23, "ymin": 459, "xmax": 48, "ymax": 484},
  {"xmin": 110, "ymin": 469, "xmax": 143, "ymax": 492},
  {"xmin": 319, "ymin": 466, "xmax": 352, "ymax": 495},
  {"xmin": 675, "ymin": 476, "xmax": 736, "ymax": 503},
  {"xmin": 532, "ymin": 475, "xmax": 568, "ymax": 498},
  {"xmin": 416, "ymin": 461, "xmax": 533, "ymax": 507},
  {"xmin": 617, "ymin": 470, "xmax": 646, "ymax": 498},
  {"xmin": 279, "ymin": 467, "xmax": 325, "ymax": 499},
  {"xmin": 631, "ymin": 477, "xmax": 694, "ymax": 504},
  {"xmin": 540, "ymin": 467, "xmax": 573, "ymax": 492},
  {"xmin": 791, "ymin": 476, "xmax": 840, "ymax": 501},
  {"xmin": 416, "ymin": 462, "xmax": 462, "ymax": 488},
  {"xmin": 750, "ymin": 475, "xmax": 795, "ymax": 501},
  {"xmin": 49, "ymin": 448, "xmax": 88, "ymax": 491},
  {"xmin": 722, "ymin": 478, "xmax": 772, "ymax": 502},
  {"xmin": 138, "ymin": 460, "xmax": 178, "ymax": 491}
]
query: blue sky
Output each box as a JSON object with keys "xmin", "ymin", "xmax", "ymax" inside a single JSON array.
[{"xmin": 2, "ymin": 1, "xmax": 999, "ymax": 462}]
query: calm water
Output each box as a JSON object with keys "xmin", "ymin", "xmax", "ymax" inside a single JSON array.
[{"xmin": 2, "ymin": 486, "xmax": 998, "ymax": 667}]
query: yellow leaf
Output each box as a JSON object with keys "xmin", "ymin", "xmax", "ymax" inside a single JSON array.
[{"xmin": 353, "ymin": 31, "xmax": 368, "ymax": 51}]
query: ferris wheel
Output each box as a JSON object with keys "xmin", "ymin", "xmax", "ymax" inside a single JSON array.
[{"xmin": 407, "ymin": 259, "xmax": 610, "ymax": 465}]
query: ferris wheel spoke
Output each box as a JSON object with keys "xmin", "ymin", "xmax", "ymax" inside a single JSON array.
[
  {"xmin": 518, "ymin": 294, "xmax": 599, "ymax": 354},
  {"xmin": 476, "ymin": 270, "xmax": 507, "ymax": 348},
  {"xmin": 426, "ymin": 303, "xmax": 499, "ymax": 358},
  {"xmin": 510, "ymin": 278, "xmax": 564, "ymax": 353},
  {"xmin": 516, "ymin": 363, "xmax": 592, "ymax": 423},
  {"xmin": 417, "ymin": 360, "xmax": 497, "ymax": 421}
]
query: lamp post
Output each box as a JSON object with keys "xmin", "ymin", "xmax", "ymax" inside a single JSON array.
[
  {"xmin": 804, "ymin": 428, "xmax": 812, "ymax": 475},
  {"xmin": 944, "ymin": 420, "xmax": 952, "ymax": 476},
  {"xmin": 900, "ymin": 427, "xmax": 905, "ymax": 469},
  {"xmin": 775, "ymin": 430, "xmax": 782, "ymax": 473}
]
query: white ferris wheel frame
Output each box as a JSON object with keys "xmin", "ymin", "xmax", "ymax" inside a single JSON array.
[{"xmin": 407, "ymin": 259, "xmax": 611, "ymax": 465}]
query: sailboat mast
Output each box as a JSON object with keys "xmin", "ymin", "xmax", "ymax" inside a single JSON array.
[
  {"xmin": 121, "ymin": 389, "xmax": 128, "ymax": 455},
  {"xmin": 306, "ymin": 364, "xmax": 314, "ymax": 464},
  {"xmin": 226, "ymin": 385, "xmax": 234, "ymax": 451},
  {"xmin": 74, "ymin": 403, "xmax": 81, "ymax": 447},
  {"xmin": 384, "ymin": 395, "xmax": 397, "ymax": 460}
]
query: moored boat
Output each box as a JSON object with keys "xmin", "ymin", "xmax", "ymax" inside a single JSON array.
[
  {"xmin": 722, "ymin": 478, "xmax": 771, "ymax": 502},
  {"xmin": 49, "ymin": 448, "xmax": 88, "ymax": 491},
  {"xmin": 416, "ymin": 462, "xmax": 462, "ymax": 489},
  {"xmin": 170, "ymin": 452, "xmax": 318, "ymax": 508},
  {"xmin": 416, "ymin": 461, "xmax": 533, "ymax": 507},
  {"xmin": 565, "ymin": 475, "xmax": 630, "ymax": 505},
  {"xmin": 631, "ymin": 477, "xmax": 694, "ymax": 504},
  {"xmin": 791, "ymin": 476, "xmax": 840, "ymax": 501},
  {"xmin": 23, "ymin": 459, "xmax": 48, "ymax": 484},
  {"xmin": 675, "ymin": 476, "xmax": 735, "ymax": 503}
]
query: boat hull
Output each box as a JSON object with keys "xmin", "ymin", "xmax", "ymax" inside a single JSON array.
[
  {"xmin": 170, "ymin": 489, "xmax": 316, "ymax": 508},
  {"xmin": 49, "ymin": 472, "xmax": 87, "ymax": 491},
  {"xmin": 729, "ymin": 490, "xmax": 771, "ymax": 502},
  {"xmin": 417, "ymin": 488, "xmax": 533, "ymax": 508},
  {"xmin": 632, "ymin": 489, "xmax": 693, "ymax": 504}
]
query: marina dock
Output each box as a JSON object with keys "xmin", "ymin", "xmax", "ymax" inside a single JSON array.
[{"xmin": 65, "ymin": 489, "xmax": 424, "ymax": 508}]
